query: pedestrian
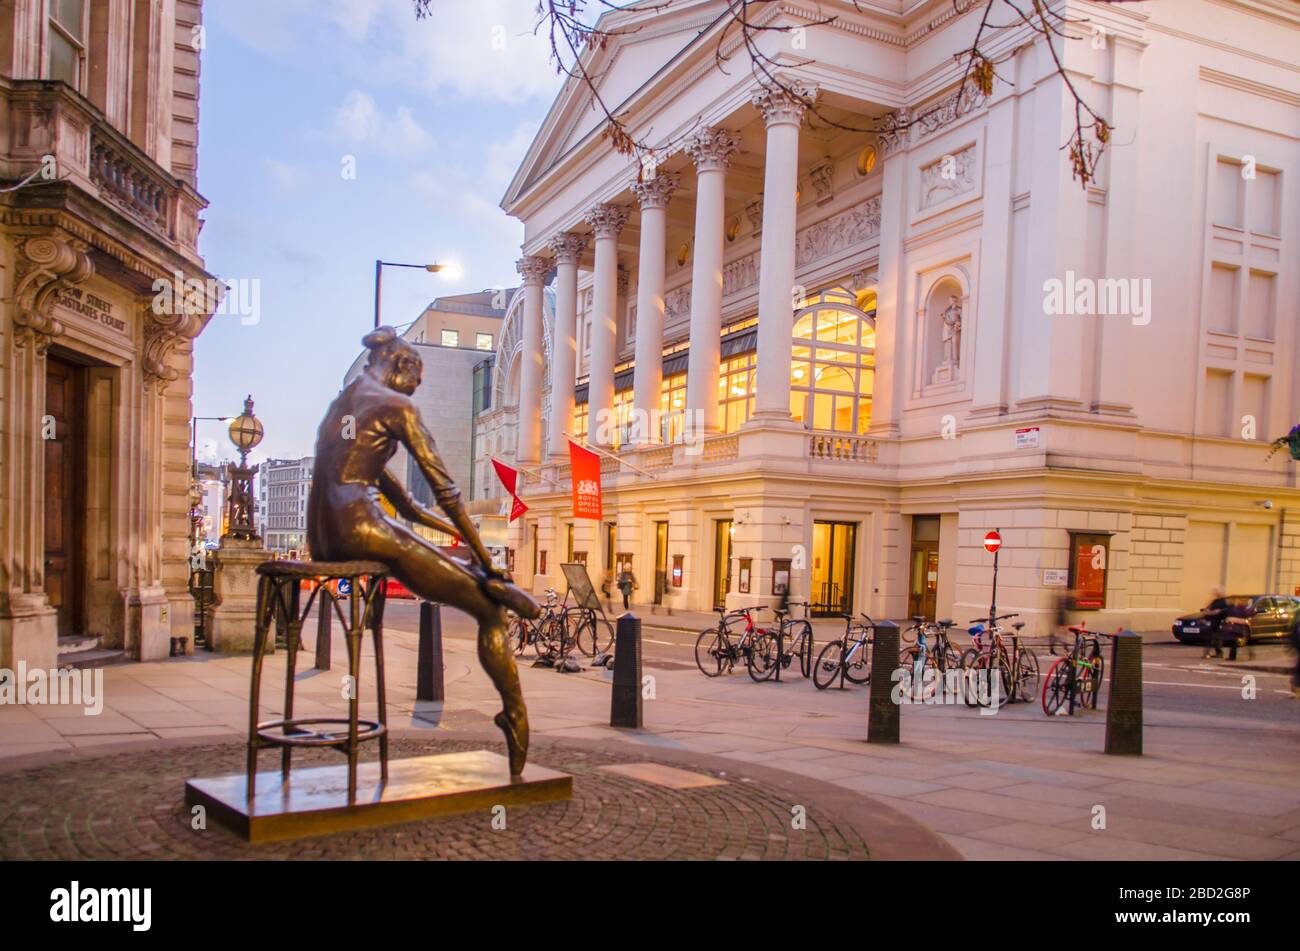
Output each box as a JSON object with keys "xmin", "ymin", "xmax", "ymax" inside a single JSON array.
[
  {"xmin": 1289, "ymin": 618, "xmax": 1300, "ymax": 699},
  {"xmin": 1202, "ymin": 587, "xmax": 1238, "ymax": 661},
  {"xmin": 617, "ymin": 568, "xmax": 637, "ymax": 612},
  {"xmin": 1052, "ymin": 587, "xmax": 1076, "ymax": 655}
]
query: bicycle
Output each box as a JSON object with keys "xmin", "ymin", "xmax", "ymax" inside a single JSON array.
[
  {"xmin": 899, "ymin": 616, "xmax": 963, "ymax": 702},
  {"xmin": 694, "ymin": 606, "xmax": 766, "ymax": 677},
  {"xmin": 509, "ymin": 588, "xmax": 560, "ymax": 656},
  {"xmin": 960, "ymin": 613, "xmax": 1038, "ymax": 708},
  {"xmin": 813, "ymin": 613, "xmax": 875, "ymax": 689},
  {"xmin": 1042, "ymin": 624, "xmax": 1105, "ymax": 715},
  {"xmin": 747, "ymin": 601, "xmax": 814, "ymax": 682}
]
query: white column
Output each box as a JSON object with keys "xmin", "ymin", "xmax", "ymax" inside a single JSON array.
[
  {"xmin": 514, "ymin": 255, "xmax": 550, "ymax": 464},
  {"xmin": 546, "ymin": 232, "xmax": 586, "ymax": 460},
  {"xmin": 751, "ymin": 82, "xmax": 815, "ymax": 422},
  {"xmin": 684, "ymin": 128, "xmax": 738, "ymax": 433},
  {"xmin": 583, "ymin": 203, "xmax": 628, "ymax": 449},
  {"xmin": 630, "ymin": 172, "xmax": 678, "ymax": 445},
  {"xmin": 869, "ymin": 112, "xmax": 909, "ymax": 436}
]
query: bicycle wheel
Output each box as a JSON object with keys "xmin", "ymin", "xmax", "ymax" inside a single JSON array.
[
  {"xmin": 575, "ymin": 613, "xmax": 614, "ymax": 656},
  {"xmin": 959, "ymin": 648, "xmax": 982, "ymax": 706},
  {"xmin": 813, "ymin": 640, "xmax": 845, "ymax": 690},
  {"xmin": 844, "ymin": 638, "xmax": 872, "ymax": 684},
  {"xmin": 795, "ymin": 624, "xmax": 814, "ymax": 678},
  {"xmin": 508, "ymin": 614, "xmax": 529, "ymax": 655},
  {"xmin": 695, "ymin": 629, "xmax": 727, "ymax": 677},
  {"xmin": 1086, "ymin": 649, "xmax": 1105, "ymax": 709},
  {"xmin": 536, "ymin": 615, "xmax": 564, "ymax": 659},
  {"xmin": 899, "ymin": 646, "xmax": 931, "ymax": 701},
  {"xmin": 747, "ymin": 632, "xmax": 777, "ymax": 682},
  {"xmin": 1017, "ymin": 648, "xmax": 1040, "ymax": 703},
  {"xmin": 1042, "ymin": 657, "xmax": 1071, "ymax": 715}
]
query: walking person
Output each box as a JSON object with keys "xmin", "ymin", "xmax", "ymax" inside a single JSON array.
[
  {"xmin": 1202, "ymin": 587, "xmax": 1238, "ymax": 661},
  {"xmin": 1289, "ymin": 617, "xmax": 1300, "ymax": 699},
  {"xmin": 617, "ymin": 567, "xmax": 638, "ymax": 612}
]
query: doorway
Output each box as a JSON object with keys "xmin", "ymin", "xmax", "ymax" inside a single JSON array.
[
  {"xmin": 811, "ymin": 520, "xmax": 856, "ymax": 616},
  {"xmin": 908, "ymin": 515, "xmax": 941, "ymax": 620},
  {"xmin": 653, "ymin": 521, "xmax": 668, "ymax": 606},
  {"xmin": 45, "ymin": 356, "xmax": 88, "ymax": 638},
  {"xmin": 713, "ymin": 519, "xmax": 733, "ymax": 610}
]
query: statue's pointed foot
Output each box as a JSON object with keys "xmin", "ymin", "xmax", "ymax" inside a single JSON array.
[
  {"xmin": 494, "ymin": 710, "xmax": 528, "ymax": 776},
  {"xmin": 484, "ymin": 577, "xmax": 541, "ymax": 619}
]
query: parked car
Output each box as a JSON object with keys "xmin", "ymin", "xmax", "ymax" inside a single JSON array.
[{"xmin": 1172, "ymin": 595, "xmax": 1300, "ymax": 645}]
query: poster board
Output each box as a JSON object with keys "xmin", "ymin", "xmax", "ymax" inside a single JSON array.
[{"xmin": 560, "ymin": 562, "xmax": 601, "ymax": 612}]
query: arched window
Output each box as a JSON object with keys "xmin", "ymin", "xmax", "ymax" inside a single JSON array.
[{"xmin": 790, "ymin": 287, "xmax": 876, "ymax": 434}]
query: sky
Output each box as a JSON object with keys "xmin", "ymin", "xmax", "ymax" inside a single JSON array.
[{"xmin": 190, "ymin": 0, "xmax": 571, "ymax": 466}]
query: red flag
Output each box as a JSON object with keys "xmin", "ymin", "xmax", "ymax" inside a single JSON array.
[
  {"xmin": 568, "ymin": 439, "xmax": 602, "ymax": 520},
  {"xmin": 491, "ymin": 458, "xmax": 527, "ymax": 523}
]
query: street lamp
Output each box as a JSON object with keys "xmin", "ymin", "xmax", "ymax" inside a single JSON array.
[
  {"xmin": 224, "ymin": 396, "xmax": 264, "ymax": 541},
  {"xmin": 374, "ymin": 259, "xmax": 458, "ymax": 327}
]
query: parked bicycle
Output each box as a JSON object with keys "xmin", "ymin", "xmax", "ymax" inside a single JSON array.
[
  {"xmin": 1042, "ymin": 624, "xmax": 1104, "ymax": 715},
  {"xmin": 694, "ymin": 606, "xmax": 766, "ymax": 677},
  {"xmin": 813, "ymin": 613, "xmax": 875, "ymax": 689},
  {"xmin": 899, "ymin": 616, "xmax": 963, "ymax": 701},
  {"xmin": 960, "ymin": 613, "xmax": 1039, "ymax": 708},
  {"xmin": 509, "ymin": 588, "xmax": 561, "ymax": 656},
  {"xmin": 747, "ymin": 601, "xmax": 814, "ymax": 682}
]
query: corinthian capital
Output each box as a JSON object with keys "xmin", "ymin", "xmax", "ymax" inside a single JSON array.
[
  {"xmin": 630, "ymin": 171, "xmax": 679, "ymax": 210},
  {"xmin": 548, "ymin": 232, "xmax": 587, "ymax": 265},
  {"xmin": 752, "ymin": 80, "xmax": 818, "ymax": 128},
  {"xmin": 685, "ymin": 127, "xmax": 738, "ymax": 173},
  {"xmin": 585, "ymin": 203, "xmax": 629, "ymax": 240},
  {"xmin": 516, "ymin": 254, "xmax": 550, "ymax": 286}
]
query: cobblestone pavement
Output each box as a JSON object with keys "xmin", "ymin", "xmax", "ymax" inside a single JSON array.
[{"xmin": 0, "ymin": 737, "xmax": 873, "ymax": 860}]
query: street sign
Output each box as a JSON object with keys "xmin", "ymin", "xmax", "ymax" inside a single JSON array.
[
  {"xmin": 337, "ymin": 578, "xmax": 352, "ymax": 596},
  {"xmin": 983, "ymin": 530, "xmax": 1002, "ymax": 554}
]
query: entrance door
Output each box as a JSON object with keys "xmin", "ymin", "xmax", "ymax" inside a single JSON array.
[
  {"xmin": 908, "ymin": 515, "xmax": 941, "ymax": 620},
  {"xmin": 713, "ymin": 519, "xmax": 733, "ymax": 611},
  {"xmin": 44, "ymin": 356, "xmax": 87, "ymax": 638},
  {"xmin": 653, "ymin": 521, "xmax": 668, "ymax": 605},
  {"xmin": 811, "ymin": 521, "xmax": 856, "ymax": 616}
]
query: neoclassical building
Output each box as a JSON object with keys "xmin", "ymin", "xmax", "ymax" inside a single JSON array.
[
  {"xmin": 477, "ymin": 0, "xmax": 1300, "ymax": 632},
  {"xmin": 1, "ymin": 1, "xmax": 215, "ymax": 668}
]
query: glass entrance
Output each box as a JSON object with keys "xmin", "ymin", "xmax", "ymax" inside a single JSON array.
[
  {"xmin": 908, "ymin": 516, "xmax": 941, "ymax": 620},
  {"xmin": 713, "ymin": 519, "xmax": 733, "ymax": 611},
  {"xmin": 653, "ymin": 521, "xmax": 668, "ymax": 605},
  {"xmin": 811, "ymin": 521, "xmax": 856, "ymax": 616}
]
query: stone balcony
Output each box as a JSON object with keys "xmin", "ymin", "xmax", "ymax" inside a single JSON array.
[{"xmin": 0, "ymin": 78, "xmax": 206, "ymax": 260}]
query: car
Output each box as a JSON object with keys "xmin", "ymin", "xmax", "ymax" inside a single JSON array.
[{"xmin": 1172, "ymin": 594, "xmax": 1300, "ymax": 646}]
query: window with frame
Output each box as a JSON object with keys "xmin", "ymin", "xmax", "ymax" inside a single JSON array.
[
  {"xmin": 612, "ymin": 389, "xmax": 634, "ymax": 449},
  {"xmin": 476, "ymin": 332, "xmax": 493, "ymax": 351},
  {"xmin": 48, "ymin": 0, "xmax": 86, "ymax": 90},
  {"xmin": 440, "ymin": 329, "xmax": 459, "ymax": 347},
  {"xmin": 717, "ymin": 352, "xmax": 756, "ymax": 433},
  {"xmin": 789, "ymin": 290, "xmax": 876, "ymax": 434},
  {"xmin": 658, "ymin": 372, "xmax": 687, "ymax": 443},
  {"xmin": 572, "ymin": 402, "xmax": 588, "ymax": 442}
]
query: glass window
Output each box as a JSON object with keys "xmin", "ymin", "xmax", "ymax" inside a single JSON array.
[
  {"xmin": 572, "ymin": 403, "xmax": 588, "ymax": 442},
  {"xmin": 717, "ymin": 352, "xmax": 756, "ymax": 433},
  {"xmin": 658, "ymin": 372, "xmax": 687, "ymax": 443},
  {"xmin": 48, "ymin": 1, "xmax": 85, "ymax": 88},
  {"xmin": 441, "ymin": 329, "xmax": 459, "ymax": 347},
  {"xmin": 789, "ymin": 291, "xmax": 876, "ymax": 435},
  {"xmin": 612, "ymin": 389, "xmax": 634, "ymax": 449},
  {"xmin": 476, "ymin": 332, "xmax": 493, "ymax": 351}
]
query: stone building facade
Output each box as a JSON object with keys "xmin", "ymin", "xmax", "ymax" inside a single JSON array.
[
  {"xmin": 476, "ymin": 0, "xmax": 1300, "ymax": 632},
  {"xmin": 0, "ymin": 0, "xmax": 216, "ymax": 668}
]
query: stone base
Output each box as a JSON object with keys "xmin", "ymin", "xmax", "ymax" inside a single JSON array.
[
  {"xmin": 0, "ymin": 598, "xmax": 57, "ymax": 671},
  {"xmin": 209, "ymin": 536, "xmax": 271, "ymax": 652},
  {"xmin": 185, "ymin": 750, "xmax": 573, "ymax": 843}
]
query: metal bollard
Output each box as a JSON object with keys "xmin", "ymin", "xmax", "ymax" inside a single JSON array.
[
  {"xmin": 609, "ymin": 613, "xmax": 642, "ymax": 728},
  {"xmin": 314, "ymin": 590, "xmax": 332, "ymax": 671},
  {"xmin": 417, "ymin": 601, "xmax": 445, "ymax": 702},
  {"xmin": 1105, "ymin": 631, "xmax": 1142, "ymax": 755},
  {"xmin": 867, "ymin": 620, "xmax": 900, "ymax": 744}
]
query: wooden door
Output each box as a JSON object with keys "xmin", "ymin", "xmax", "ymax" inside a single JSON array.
[{"xmin": 44, "ymin": 357, "xmax": 87, "ymax": 638}]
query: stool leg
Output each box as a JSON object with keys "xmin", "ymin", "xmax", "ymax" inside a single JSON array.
[
  {"xmin": 247, "ymin": 573, "xmax": 274, "ymax": 804},
  {"xmin": 370, "ymin": 580, "xmax": 389, "ymax": 783},
  {"xmin": 346, "ymin": 575, "xmax": 363, "ymax": 804},
  {"xmin": 281, "ymin": 579, "xmax": 302, "ymax": 781}
]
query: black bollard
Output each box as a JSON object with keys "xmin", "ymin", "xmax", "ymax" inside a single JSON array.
[
  {"xmin": 1105, "ymin": 631, "xmax": 1142, "ymax": 755},
  {"xmin": 417, "ymin": 601, "xmax": 445, "ymax": 702},
  {"xmin": 867, "ymin": 620, "xmax": 900, "ymax": 744},
  {"xmin": 609, "ymin": 613, "xmax": 642, "ymax": 728},
  {"xmin": 314, "ymin": 590, "xmax": 332, "ymax": 671}
]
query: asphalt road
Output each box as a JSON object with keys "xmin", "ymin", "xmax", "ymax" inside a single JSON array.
[{"xmin": 380, "ymin": 600, "xmax": 1300, "ymax": 730}]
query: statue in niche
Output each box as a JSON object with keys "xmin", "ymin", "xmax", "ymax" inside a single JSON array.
[{"xmin": 941, "ymin": 295, "xmax": 962, "ymax": 367}]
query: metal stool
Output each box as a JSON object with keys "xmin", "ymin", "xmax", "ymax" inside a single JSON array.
[{"xmin": 248, "ymin": 560, "xmax": 389, "ymax": 804}]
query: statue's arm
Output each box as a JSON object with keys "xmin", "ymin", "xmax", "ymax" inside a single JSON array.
[
  {"xmin": 399, "ymin": 406, "xmax": 497, "ymax": 571},
  {"xmin": 377, "ymin": 468, "xmax": 459, "ymax": 538}
]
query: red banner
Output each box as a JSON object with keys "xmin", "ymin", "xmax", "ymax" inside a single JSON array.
[
  {"xmin": 491, "ymin": 458, "xmax": 527, "ymax": 523},
  {"xmin": 568, "ymin": 439, "xmax": 602, "ymax": 520}
]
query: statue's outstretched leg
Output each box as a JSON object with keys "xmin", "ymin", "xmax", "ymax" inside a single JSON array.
[{"xmin": 477, "ymin": 603, "xmax": 528, "ymax": 776}]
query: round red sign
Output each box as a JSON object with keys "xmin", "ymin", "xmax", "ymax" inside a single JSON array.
[{"xmin": 983, "ymin": 530, "xmax": 1002, "ymax": 554}]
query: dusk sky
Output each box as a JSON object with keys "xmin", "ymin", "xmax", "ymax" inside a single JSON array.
[{"xmin": 191, "ymin": 0, "xmax": 568, "ymax": 465}]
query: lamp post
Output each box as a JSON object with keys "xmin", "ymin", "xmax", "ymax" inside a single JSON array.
[
  {"xmin": 224, "ymin": 396, "xmax": 265, "ymax": 540},
  {"xmin": 190, "ymin": 414, "xmax": 233, "ymax": 559},
  {"xmin": 374, "ymin": 260, "xmax": 455, "ymax": 328}
]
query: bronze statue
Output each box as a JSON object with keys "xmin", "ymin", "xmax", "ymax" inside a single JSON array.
[{"xmin": 307, "ymin": 327, "xmax": 540, "ymax": 775}]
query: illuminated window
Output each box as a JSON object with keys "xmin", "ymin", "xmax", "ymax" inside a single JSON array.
[
  {"xmin": 658, "ymin": 373, "xmax": 687, "ymax": 443},
  {"xmin": 790, "ymin": 289, "xmax": 876, "ymax": 434},
  {"xmin": 612, "ymin": 389, "xmax": 634, "ymax": 449},
  {"xmin": 476, "ymin": 332, "xmax": 493, "ymax": 351},
  {"xmin": 572, "ymin": 403, "xmax": 589, "ymax": 442},
  {"xmin": 441, "ymin": 329, "xmax": 459, "ymax": 347},
  {"xmin": 717, "ymin": 352, "xmax": 757, "ymax": 433}
]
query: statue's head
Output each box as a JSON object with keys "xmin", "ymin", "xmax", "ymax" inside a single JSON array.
[{"xmin": 362, "ymin": 326, "xmax": 422, "ymax": 395}]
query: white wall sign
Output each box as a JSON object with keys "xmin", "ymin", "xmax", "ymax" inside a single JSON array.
[
  {"xmin": 1015, "ymin": 426, "xmax": 1040, "ymax": 449},
  {"xmin": 1043, "ymin": 569, "xmax": 1068, "ymax": 586}
]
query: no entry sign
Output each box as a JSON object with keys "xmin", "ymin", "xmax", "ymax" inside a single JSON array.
[{"xmin": 983, "ymin": 530, "xmax": 1002, "ymax": 554}]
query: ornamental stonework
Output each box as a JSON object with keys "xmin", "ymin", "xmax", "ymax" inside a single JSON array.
[
  {"xmin": 631, "ymin": 171, "xmax": 679, "ymax": 210},
  {"xmin": 752, "ymin": 82, "xmax": 818, "ymax": 127},
  {"xmin": 548, "ymin": 232, "xmax": 587, "ymax": 265},
  {"xmin": 516, "ymin": 255, "xmax": 550, "ymax": 285},
  {"xmin": 585, "ymin": 203, "xmax": 629, "ymax": 239},
  {"xmin": 685, "ymin": 127, "xmax": 738, "ymax": 172},
  {"xmin": 919, "ymin": 145, "xmax": 976, "ymax": 210}
]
